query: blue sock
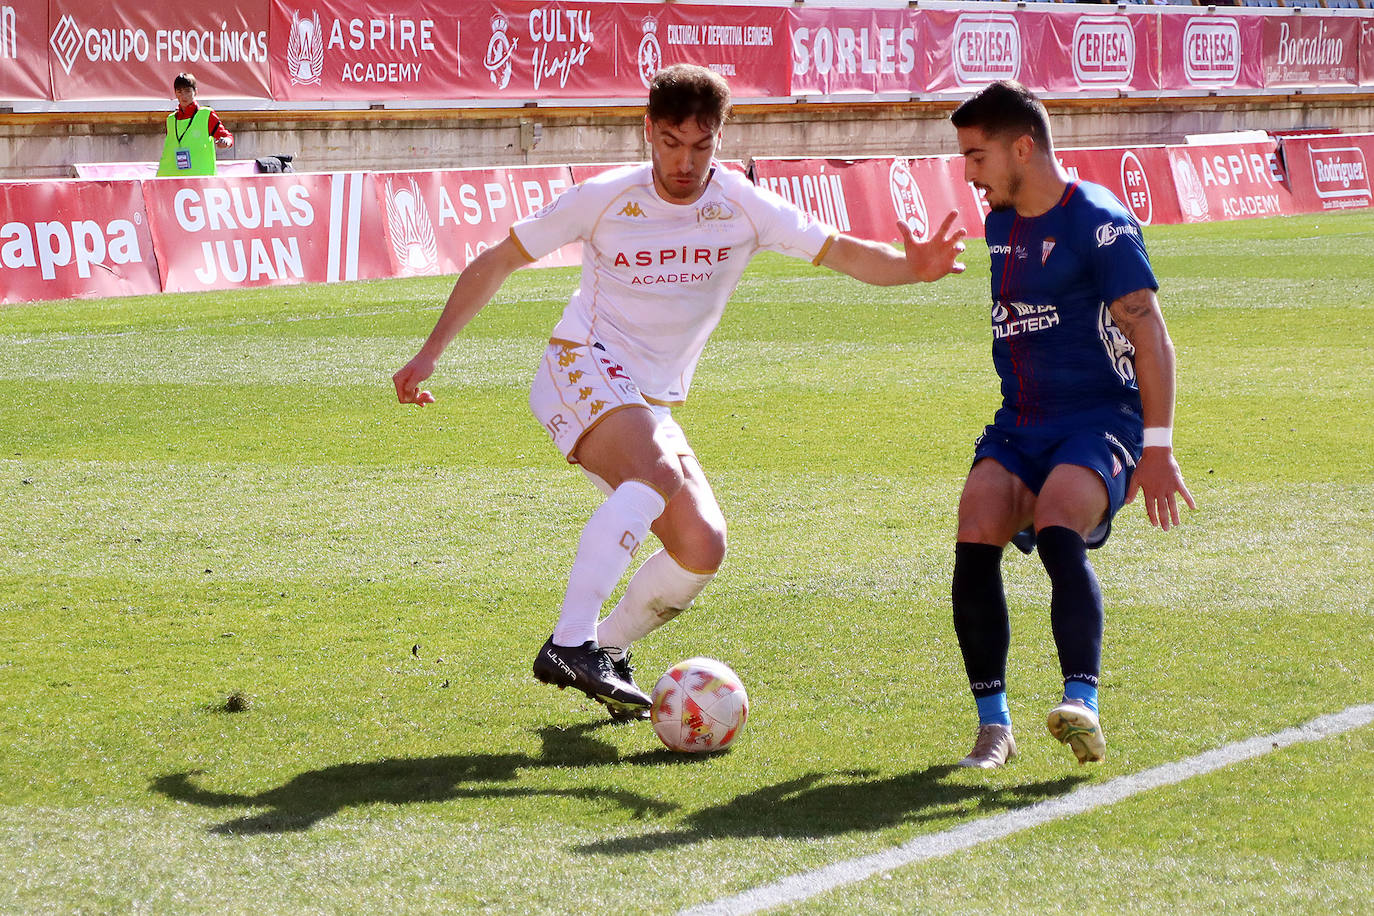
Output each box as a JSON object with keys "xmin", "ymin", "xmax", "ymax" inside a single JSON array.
[
  {"xmin": 975, "ymin": 692, "xmax": 1012, "ymax": 727},
  {"xmin": 1063, "ymin": 680, "xmax": 1099, "ymax": 715}
]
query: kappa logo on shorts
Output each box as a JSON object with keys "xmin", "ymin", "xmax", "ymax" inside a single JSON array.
[
  {"xmin": 588, "ymin": 399, "xmax": 610, "ymax": 416},
  {"xmin": 618, "ymin": 201, "xmax": 647, "ymax": 218},
  {"xmin": 556, "ymin": 344, "xmax": 580, "ymax": 368}
]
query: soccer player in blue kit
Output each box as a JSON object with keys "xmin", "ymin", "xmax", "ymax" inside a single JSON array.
[{"xmin": 948, "ymin": 81, "xmax": 1195, "ymax": 768}]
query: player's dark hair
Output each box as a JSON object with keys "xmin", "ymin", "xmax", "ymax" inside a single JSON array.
[
  {"xmin": 950, "ymin": 80, "xmax": 1053, "ymax": 152},
  {"xmin": 646, "ymin": 64, "xmax": 732, "ymax": 133},
  {"xmin": 173, "ymin": 72, "xmax": 197, "ymax": 92}
]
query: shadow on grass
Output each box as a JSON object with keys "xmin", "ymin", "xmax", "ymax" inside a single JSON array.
[
  {"xmin": 151, "ymin": 722, "xmax": 674, "ymax": 835},
  {"xmin": 576, "ymin": 764, "xmax": 1088, "ymax": 854}
]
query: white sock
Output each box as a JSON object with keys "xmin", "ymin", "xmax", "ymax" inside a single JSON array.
[
  {"xmin": 597, "ymin": 549, "xmax": 717, "ymax": 659},
  {"xmin": 552, "ymin": 480, "xmax": 666, "ymax": 647}
]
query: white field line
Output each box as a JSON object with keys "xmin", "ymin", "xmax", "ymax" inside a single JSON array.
[{"xmin": 683, "ymin": 703, "xmax": 1374, "ymax": 916}]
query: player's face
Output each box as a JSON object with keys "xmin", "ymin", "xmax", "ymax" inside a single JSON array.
[
  {"xmin": 174, "ymin": 86, "xmax": 196, "ymax": 108},
  {"xmin": 957, "ymin": 126, "xmax": 1023, "ymax": 213},
  {"xmin": 646, "ymin": 117, "xmax": 721, "ymax": 204}
]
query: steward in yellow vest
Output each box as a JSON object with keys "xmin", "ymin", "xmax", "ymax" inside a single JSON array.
[{"xmin": 156, "ymin": 72, "xmax": 233, "ymax": 177}]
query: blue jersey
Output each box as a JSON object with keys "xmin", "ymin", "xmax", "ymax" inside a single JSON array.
[{"xmin": 985, "ymin": 180, "xmax": 1156, "ymax": 432}]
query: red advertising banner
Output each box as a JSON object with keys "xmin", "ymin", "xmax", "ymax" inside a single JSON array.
[
  {"xmin": 749, "ymin": 156, "xmax": 988, "ymax": 244},
  {"xmin": 788, "ymin": 6, "xmax": 924, "ymax": 96},
  {"xmin": 0, "ymin": 179, "xmax": 160, "ymax": 304},
  {"xmin": 0, "ymin": 0, "xmax": 50, "ymax": 100},
  {"xmin": 269, "ymin": 0, "xmax": 460, "ymax": 101},
  {"xmin": 46, "ymin": 0, "xmax": 270, "ymax": 101},
  {"xmin": 141, "ymin": 172, "xmax": 390, "ymax": 292},
  {"xmin": 916, "ymin": 8, "xmax": 1163, "ymax": 95},
  {"xmin": 1362, "ymin": 18, "xmax": 1374, "ymax": 87},
  {"xmin": 450, "ymin": 2, "xmax": 789, "ymax": 102},
  {"xmin": 1056, "ymin": 146, "xmax": 1185, "ymax": 227},
  {"xmin": 898, "ymin": 155, "xmax": 988, "ymax": 242},
  {"xmin": 921, "ymin": 9, "xmax": 1025, "ymax": 94},
  {"xmin": 1262, "ymin": 14, "xmax": 1360, "ymax": 88},
  {"xmin": 1036, "ymin": 10, "xmax": 1160, "ymax": 94},
  {"xmin": 1281, "ymin": 133, "xmax": 1373, "ymax": 213},
  {"xmin": 373, "ymin": 165, "xmax": 578, "ymax": 277},
  {"xmin": 1165, "ymin": 141, "xmax": 1294, "ymax": 223},
  {"xmin": 617, "ymin": 3, "xmax": 789, "ymax": 98},
  {"xmin": 1158, "ymin": 12, "xmax": 1265, "ymax": 93}
]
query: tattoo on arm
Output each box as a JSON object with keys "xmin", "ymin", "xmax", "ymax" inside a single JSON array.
[{"xmin": 1109, "ymin": 288, "xmax": 1159, "ymax": 342}]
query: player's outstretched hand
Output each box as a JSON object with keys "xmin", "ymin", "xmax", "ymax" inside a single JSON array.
[
  {"xmin": 1125, "ymin": 448, "xmax": 1196, "ymax": 531},
  {"xmin": 898, "ymin": 211, "xmax": 967, "ymax": 282},
  {"xmin": 392, "ymin": 352, "xmax": 437, "ymax": 406}
]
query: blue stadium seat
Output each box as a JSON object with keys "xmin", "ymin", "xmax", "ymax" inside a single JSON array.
[
  {"xmin": 1321, "ymin": 0, "xmax": 1364, "ymax": 8},
  {"xmin": 1283, "ymin": 0, "xmax": 1323, "ymax": 7},
  {"xmin": 1240, "ymin": 0, "xmax": 1282, "ymax": 7}
]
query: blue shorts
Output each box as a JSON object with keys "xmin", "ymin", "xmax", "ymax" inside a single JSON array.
[{"xmin": 971, "ymin": 422, "xmax": 1142, "ymax": 551}]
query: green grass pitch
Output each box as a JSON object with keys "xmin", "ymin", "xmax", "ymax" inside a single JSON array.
[{"xmin": 1, "ymin": 212, "xmax": 1371, "ymax": 913}]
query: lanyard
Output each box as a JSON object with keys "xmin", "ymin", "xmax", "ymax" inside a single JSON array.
[{"xmin": 175, "ymin": 109, "xmax": 196, "ymax": 145}]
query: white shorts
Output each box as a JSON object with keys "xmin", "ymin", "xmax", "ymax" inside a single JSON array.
[{"xmin": 529, "ymin": 338, "xmax": 695, "ymax": 464}]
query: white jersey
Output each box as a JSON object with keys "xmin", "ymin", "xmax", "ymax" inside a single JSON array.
[{"xmin": 509, "ymin": 163, "xmax": 837, "ymax": 404}]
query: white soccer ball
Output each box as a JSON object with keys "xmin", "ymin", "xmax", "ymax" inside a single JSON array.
[{"xmin": 650, "ymin": 657, "xmax": 748, "ymax": 753}]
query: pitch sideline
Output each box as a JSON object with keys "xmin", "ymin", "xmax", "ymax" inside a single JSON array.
[{"xmin": 682, "ymin": 703, "xmax": 1374, "ymax": 916}]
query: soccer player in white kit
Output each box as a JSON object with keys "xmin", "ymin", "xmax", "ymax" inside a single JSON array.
[{"xmin": 393, "ymin": 65, "xmax": 967, "ymax": 720}]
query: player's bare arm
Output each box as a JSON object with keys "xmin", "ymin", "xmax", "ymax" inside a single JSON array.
[
  {"xmin": 819, "ymin": 210, "xmax": 967, "ymax": 286},
  {"xmin": 392, "ymin": 236, "xmax": 531, "ymax": 405},
  {"xmin": 1109, "ymin": 287, "xmax": 1197, "ymax": 530}
]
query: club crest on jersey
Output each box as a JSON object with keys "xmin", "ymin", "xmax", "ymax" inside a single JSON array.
[
  {"xmin": 698, "ymin": 202, "xmax": 736, "ymax": 221},
  {"xmin": 1042, "ymin": 237, "xmax": 1056, "ymax": 265},
  {"xmin": 618, "ymin": 201, "xmax": 647, "ymax": 218}
]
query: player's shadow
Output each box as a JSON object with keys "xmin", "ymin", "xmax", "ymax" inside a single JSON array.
[
  {"xmin": 577, "ymin": 764, "xmax": 1086, "ymax": 855},
  {"xmin": 151, "ymin": 722, "xmax": 674, "ymax": 835}
]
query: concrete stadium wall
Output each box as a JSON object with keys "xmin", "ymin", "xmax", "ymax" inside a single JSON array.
[{"xmin": 4, "ymin": 95, "xmax": 1374, "ymax": 181}]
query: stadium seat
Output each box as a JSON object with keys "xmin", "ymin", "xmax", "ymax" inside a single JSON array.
[
  {"xmin": 1282, "ymin": 0, "xmax": 1323, "ymax": 8},
  {"xmin": 1240, "ymin": 0, "xmax": 1282, "ymax": 6},
  {"xmin": 1321, "ymin": 0, "xmax": 1364, "ymax": 8}
]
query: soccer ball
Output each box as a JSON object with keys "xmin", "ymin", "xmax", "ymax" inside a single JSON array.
[{"xmin": 649, "ymin": 657, "xmax": 748, "ymax": 753}]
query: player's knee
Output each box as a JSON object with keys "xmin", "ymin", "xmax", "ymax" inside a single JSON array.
[{"xmin": 673, "ymin": 519, "xmax": 727, "ymax": 574}]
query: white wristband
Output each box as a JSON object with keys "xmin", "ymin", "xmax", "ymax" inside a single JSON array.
[{"xmin": 1142, "ymin": 427, "xmax": 1173, "ymax": 449}]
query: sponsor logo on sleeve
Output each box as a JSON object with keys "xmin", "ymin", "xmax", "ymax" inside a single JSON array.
[
  {"xmin": 1073, "ymin": 17, "xmax": 1135, "ymax": 86},
  {"xmin": 953, "ymin": 14, "xmax": 1020, "ymax": 85},
  {"xmin": 1094, "ymin": 221, "xmax": 1140, "ymax": 247},
  {"xmin": 1183, "ymin": 18, "xmax": 1240, "ymax": 87}
]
